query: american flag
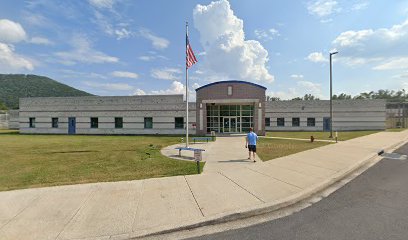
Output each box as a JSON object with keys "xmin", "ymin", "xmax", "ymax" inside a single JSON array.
[{"xmin": 186, "ymin": 34, "xmax": 197, "ymax": 68}]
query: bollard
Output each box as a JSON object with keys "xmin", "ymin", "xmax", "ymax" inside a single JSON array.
[
  {"xmin": 310, "ymin": 135, "xmax": 314, "ymax": 143},
  {"xmin": 196, "ymin": 160, "xmax": 200, "ymax": 174}
]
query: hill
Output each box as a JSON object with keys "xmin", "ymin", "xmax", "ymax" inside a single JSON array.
[{"xmin": 0, "ymin": 74, "xmax": 93, "ymax": 109}]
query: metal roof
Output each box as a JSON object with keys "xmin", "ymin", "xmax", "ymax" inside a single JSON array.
[{"xmin": 195, "ymin": 80, "xmax": 267, "ymax": 91}]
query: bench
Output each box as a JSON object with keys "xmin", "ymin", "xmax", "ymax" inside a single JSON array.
[
  {"xmin": 191, "ymin": 137, "xmax": 213, "ymax": 144},
  {"xmin": 175, "ymin": 147, "xmax": 205, "ymax": 157}
]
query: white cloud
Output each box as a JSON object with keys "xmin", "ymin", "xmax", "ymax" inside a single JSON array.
[
  {"xmin": 307, "ymin": 52, "xmax": 328, "ymax": 62},
  {"xmin": 290, "ymin": 74, "xmax": 304, "ymax": 79},
  {"xmin": 139, "ymin": 56, "xmax": 154, "ymax": 61},
  {"xmin": 0, "ymin": 43, "xmax": 34, "ymax": 72},
  {"xmin": 114, "ymin": 28, "xmax": 132, "ymax": 40},
  {"xmin": 133, "ymin": 89, "xmax": 146, "ymax": 95},
  {"xmin": 83, "ymin": 81, "xmax": 134, "ymax": 91},
  {"xmin": 0, "ymin": 19, "xmax": 27, "ymax": 43},
  {"xmin": 351, "ymin": 2, "xmax": 369, "ymax": 11},
  {"xmin": 30, "ymin": 36, "xmax": 54, "ymax": 45},
  {"xmin": 373, "ymin": 57, "xmax": 408, "ymax": 70},
  {"xmin": 193, "ymin": 0, "xmax": 274, "ymax": 83},
  {"xmin": 268, "ymin": 80, "xmax": 324, "ymax": 100},
  {"xmin": 151, "ymin": 81, "xmax": 185, "ymax": 95},
  {"xmin": 332, "ymin": 18, "xmax": 408, "ymax": 69},
  {"xmin": 402, "ymin": 81, "xmax": 408, "ymax": 90},
  {"xmin": 92, "ymin": 10, "xmax": 132, "ymax": 40},
  {"xmin": 54, "ymin": 34, "xmax": 119, "ymax": 64},
  {"xmin": 151, "ymin": 68, "xmax": 182, "ymax": 81},
  {"xmin": 138, "ymin": 52, "xmax": 168, "ymax": 61},
  {"xmin": 307, "ymin": 0, "xmax": 340, "ymax": 18},
  {"xmin": 297, "ymin": 80, "xmax": 322, "ymax": 95},
  {"xmin": 111, "ymin": 71, "xmax": 138, "ymax": 79},
  {"xmin": 396, "ymin": 71, "xmax": 408, "ymax": 79},
  {"xmin": 133, "ymin": 81, "xmax": 198, "ymax": 100},
  {"xmin": 139, "ymin": 29, "xmax": 170, "ymax": 49},
  {"xmin": 254, "ymin": 28, "xmax": 280, "ymax": 41},
  {"xmin": 88, "ymin": 0, "xmax": 116, "ymax": 9}
]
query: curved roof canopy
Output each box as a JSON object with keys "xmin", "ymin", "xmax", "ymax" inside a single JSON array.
[{"xmin": 195, "ymin": 80, "xmax": 267, "ymax": 91}]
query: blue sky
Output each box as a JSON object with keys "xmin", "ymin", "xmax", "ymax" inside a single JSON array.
[{"xmin": 0, "ymin": 0, "xmax": 408, "ymax": 99}]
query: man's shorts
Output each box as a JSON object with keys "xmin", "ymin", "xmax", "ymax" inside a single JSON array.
[{"xmin": 248, "ymin": 145, "xmax": 256, "ymax": 152}]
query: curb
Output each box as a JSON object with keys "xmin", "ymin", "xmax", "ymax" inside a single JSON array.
[{"xmin": 129, "ymin": 136, "xmax": 408, "ymax": 239}]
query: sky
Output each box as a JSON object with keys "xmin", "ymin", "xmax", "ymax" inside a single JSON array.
[{"xmin": 0, "ymin": 0, "xmax": 408, "ymax": 100}]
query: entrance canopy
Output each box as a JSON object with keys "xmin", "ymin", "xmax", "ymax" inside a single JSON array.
[{"xmin": 195, "ymin": 81, "xmax": 266, "ymax": 135}]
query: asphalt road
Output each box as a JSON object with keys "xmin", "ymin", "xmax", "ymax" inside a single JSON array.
[{"xmin": 190, "ymin": 143, "xmax": 408, "ymax": 240}]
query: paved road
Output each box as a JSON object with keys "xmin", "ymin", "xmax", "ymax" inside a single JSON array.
[{"xmin": 190, "ymin": 143, "xmax": 408, "ymax": 240}]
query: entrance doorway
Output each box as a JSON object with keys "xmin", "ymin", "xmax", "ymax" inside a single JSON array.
[
  {"xmin": 223, "ymin": 117, "xmax": 237, "ymax": 133},
  {"xmin": 323, "ymin": 117, "xmax": 331, "ymax": 131},
  {"xmin": 68, "ymin": 117, "xmax": 76, "ymax": 134}
]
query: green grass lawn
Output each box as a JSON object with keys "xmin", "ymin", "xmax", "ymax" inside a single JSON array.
[
  {"xmin": 257, "ymin": 138, "xmax": 331, "ymax": 161},
  {"xmin": 0, "ymin": 134, "xmax": 204, "ymax": 191},
  {"xmin": 0, "ymin": 129, "xmax": 19, "ymax": 134},
  {"xmin": 386, "ymin": 128, "xmax": 407, "ymax": 132},
  {"xmin": 266, "ymin": 130, "xmax": 380, "ymax": 141}
]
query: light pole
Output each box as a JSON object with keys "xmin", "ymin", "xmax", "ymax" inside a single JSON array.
[{"xmin": 329, "ymin": 51, "xmax": 338, "ymax": 138}]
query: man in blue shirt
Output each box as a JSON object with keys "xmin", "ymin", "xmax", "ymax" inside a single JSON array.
[{"xmin": 245, "ymin": 127, "xmax": 258, "ymax": 162}]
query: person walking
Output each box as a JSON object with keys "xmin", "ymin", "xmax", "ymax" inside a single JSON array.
[{"xmin": 245, "ymin": 127, "xmax": 258, "ymax": 162}]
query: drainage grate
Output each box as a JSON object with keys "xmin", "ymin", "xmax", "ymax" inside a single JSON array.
[{"xmin": 382, "ymin": 153, "xmax": 408, "ymax": 161}]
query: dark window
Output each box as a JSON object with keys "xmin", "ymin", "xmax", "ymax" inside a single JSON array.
[
  {"xmin": 307, "ymin": 118, "xmax": 315, "ymax": 127},
  {"xmin": 144, "ymin": 117, "xmax": 153, "ymax": 129},
  {"xmin": 175, "ymin": 117, "xmax": 184, "ymax": 129},
  {"xmin": 29, "ymin": 118, "xmax": 35, "ymax": 128},
  {"xmin": 277, "ymin": 118, "xmax": 284, "ymax": 127},
  {"xmin": 265, "ymin": 118, "xmax": 270, "ymax": 127},
  {"xmin": 292, "ymin": 118, "xmax": 300, "ymax": 127},
  {"xmin": 90, "ymin": 117, "xmax": 98, "ymax": 128},
  {"xmin": 115, "ymin": 117, "xmax": 123, "ymax": 128},
  {"xmin": 52, "ymin": 118, "xmax": 58, "ymax": 128}
]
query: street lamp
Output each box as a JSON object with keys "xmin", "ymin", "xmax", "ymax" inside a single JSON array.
[{"xmin": 329, "ymin": 51, "xmax": 338, "ymax": 138}]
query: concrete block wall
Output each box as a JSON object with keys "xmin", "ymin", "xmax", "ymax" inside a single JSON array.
[
  {"xmin": 0, "ymin": 112, "xmax": 8, "ymax": 129},
  {"xmin": 19, "ymin": 95, "xmax": 197, "ymax": 135},
  {"xmin": 265, "ymin": 99, "xmax": 386, "ymax": 131}
]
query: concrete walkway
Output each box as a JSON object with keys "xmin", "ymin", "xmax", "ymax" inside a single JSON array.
[
  {"xmin": 1, "ymin": 131, "xmax": 408, "ymax": 240},
  {"xmin": 261, "ymin": 136, "xmax": 337, "ymax": 143}
]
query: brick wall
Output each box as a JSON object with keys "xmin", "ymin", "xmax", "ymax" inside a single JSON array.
[{"xmin": 195, "ymin": 81, "xmax": 266, "ymax": 135}]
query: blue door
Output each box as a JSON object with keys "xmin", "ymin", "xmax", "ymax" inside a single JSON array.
[
  {"xmin": 323, "ymin": 117, "xmax": 331, "ymax": 131},
  {"xmin": 68, "ymin": 117, "xmax": 76, "ymax": 134}
]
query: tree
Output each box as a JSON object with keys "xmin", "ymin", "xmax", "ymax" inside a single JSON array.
[
  {"xmin": 333, "ymin": 93, "xmax": 352, "ymax": 100},
  {"xmin": 266, "ymin": 96, "xmax": 281, "ymax": 101},
  {"xmin": 0, "ymin": 101, "xmax": 7, "ymax": 110},
  {"xmin": 303, "ymin": 94, "xmax": 319, "ymax": 100}
]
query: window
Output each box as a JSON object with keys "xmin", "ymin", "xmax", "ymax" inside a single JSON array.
[
  {"xmin": 292, "ymin": 118, "xmax": 300, "ymax": 127},
  {"xmin": 227, "ymin": 86, "xmax": 232, "ymax": 95},
  {"xmin": 144, "ymin": 117, "xmax": 153, "ymax": 129},
  {"xmin": 29, "ymin": 118, "xmax": 35, "ymax": 128},
  {"xmin": 307, "ymin": 118, "xmax": 315, "ymax": 127},
  {"xmin": 115, "ymin": 117, "xmax": 123, "ymax": 128},
  {"xmin": 90, "ymin": 117, "xmax": 98, "ymax": 128},
  {"xmin": 52, "ymin": 118, "xmax": 58, "ymax": 128},
  {"xmin": 277, "ymin": 118, "xmax": 284, "ymax": 127},
  {"xmin": 265, "ymin": 118, "xmax": 270, "ymax": 127},
  {"xmin": 175, "ymin": 117, "xmax": 184, "ymax": 129}
]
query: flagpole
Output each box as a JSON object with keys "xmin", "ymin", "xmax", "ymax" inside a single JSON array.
[{"xmin": 185, "ymin": 21, "xmax": 189, "ymax": 147}]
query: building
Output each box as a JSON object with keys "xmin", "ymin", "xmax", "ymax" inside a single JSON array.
[
  {"xmin": 265, "ymin": 99, "xmax": 386, "ymax": 131},
  {"xmin": 17, "ymin": 80, "xmax": 387, "ymax": 135},
  {"xmin": 386, "ymin": 101, "xmax": 408, "ymax": 128},
  {"xmin": 0, "ymin": 110, "xmax": 8, "ymax": 129}
]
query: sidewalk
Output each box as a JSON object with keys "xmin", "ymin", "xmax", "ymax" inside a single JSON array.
[{"xmin": 1, "ymin": 131, "xmax": 408, "ymax": 240}]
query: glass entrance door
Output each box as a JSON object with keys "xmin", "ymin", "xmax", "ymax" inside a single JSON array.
[{"xmin": 223, "ymin": 117, "xmax": 237, "ymax": 133}]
